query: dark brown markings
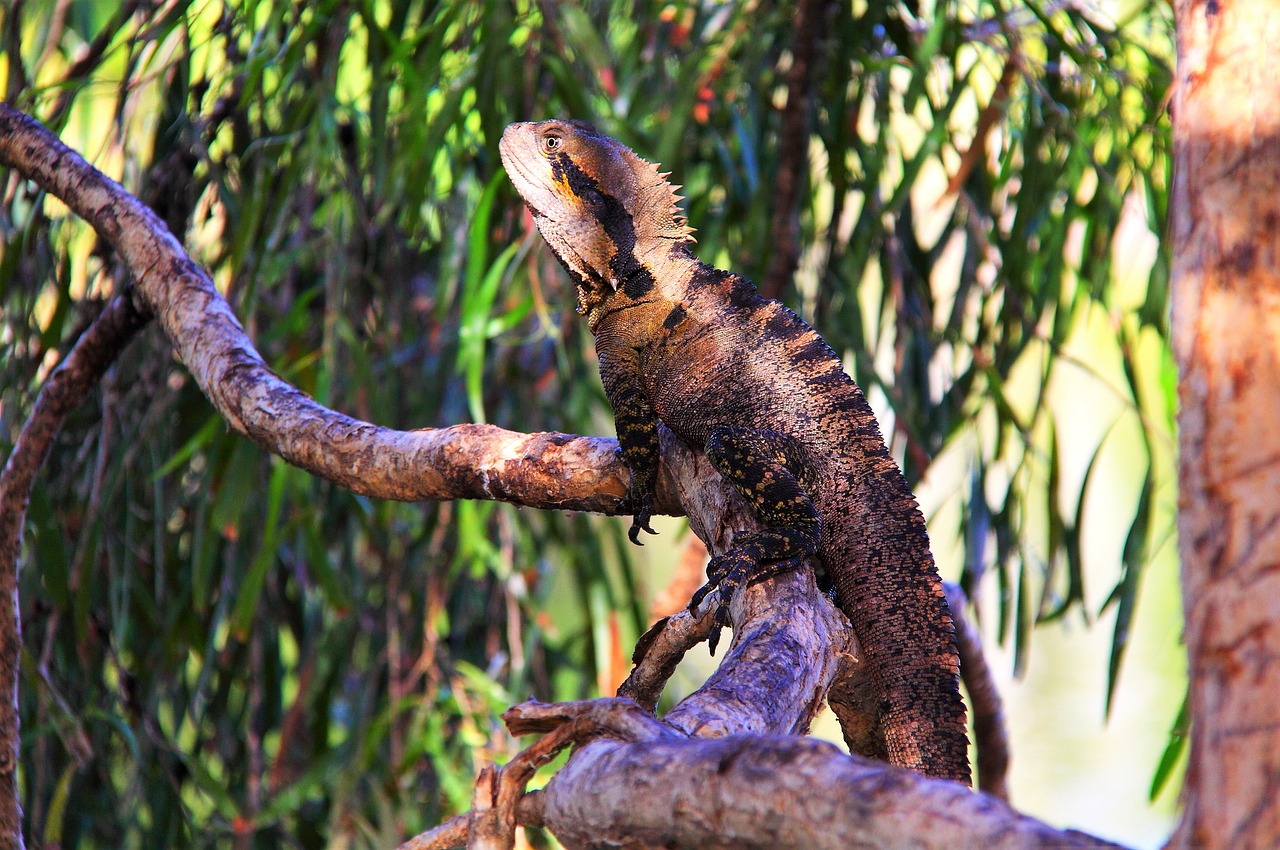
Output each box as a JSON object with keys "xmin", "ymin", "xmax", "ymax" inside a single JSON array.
[
  {"xmin": 662, "ymin": 303, "xmax": 687, "ymax": 331},
  {"xmin": 691, "ymin": 425, "xmax": 824, "ymax": 652},
  {"xmin": 551, "ymin": 151, "xmax": 655, "ymax": 299},
  {"xmin": 726, "ymin": 275, "xmax": 762, "ymax": 309},
  {"xmin": 790, "ymin": 333, "xmax": 839, "ymax": 366}
]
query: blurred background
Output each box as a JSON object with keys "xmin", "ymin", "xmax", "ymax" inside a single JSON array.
[{"xmin": 0, "ymin": 1, "xmax": 1180, "ymax": 847}]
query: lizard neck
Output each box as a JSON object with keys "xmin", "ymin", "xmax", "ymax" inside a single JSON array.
[{"xmin": 586, "ymin": 241, "xmax": 701, "ymax": 333}]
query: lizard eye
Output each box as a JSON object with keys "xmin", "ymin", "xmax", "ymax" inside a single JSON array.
[{"xmin": 542, "ymin": 134, "xmax": 563, "ymax": 152}]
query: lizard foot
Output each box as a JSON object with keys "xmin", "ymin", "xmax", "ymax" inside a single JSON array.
[
  {"xmin": 627, "ymin": 510, "xmax": 657, "ymax": 545},
  {"xmin": 621, "ymin": 480, "xmax": 658, "ymax": 545},
  {"xmin": 689, "ymin": 552, "xmax": 805, "ymax": 655}
]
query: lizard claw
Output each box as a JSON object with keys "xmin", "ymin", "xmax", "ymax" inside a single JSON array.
[
  {"xmin": 689, "ymin": 573, "xmax": 729, "ymax": 655},
  {"xmin": 627, "ymin": 509, "xmax": 657, "ymax": 545},
  {"xmin": 689, "ymin": 550, "xmax": 807, "ymax": 656},
  {"xmin": 705, "ymin": 602, "xmax": 731, "ymax": 656}
]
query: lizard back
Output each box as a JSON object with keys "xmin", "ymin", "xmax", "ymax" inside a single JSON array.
[
  {"xmin": 637, "ymin": 263, "xmax": 971, "ymax": 781},
  {"xmin": 500, "ymin": 119, "xmax": 970, "ymax": 784}
]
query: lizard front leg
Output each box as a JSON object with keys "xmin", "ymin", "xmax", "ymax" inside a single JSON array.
[
  {"xmin": 692, "ymin": 426, "xmax": 822, "ymax": 653},
  {"xmin": 599, "ymin": 345, "xmax": 660, "ymax": 544}
]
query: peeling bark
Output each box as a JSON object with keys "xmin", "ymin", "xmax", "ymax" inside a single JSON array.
[{"xmin": 1170, "ymin": 1, "xmax": 1280, "ymax": 848}]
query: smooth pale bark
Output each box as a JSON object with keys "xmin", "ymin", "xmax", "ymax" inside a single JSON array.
[{"xmin": 1170, "ymin": 1, "xmax": 1280, "ymax": 847}]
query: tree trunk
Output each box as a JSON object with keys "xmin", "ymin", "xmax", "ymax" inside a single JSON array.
[{"xmin": 1170, "ymin": 1, "xmax": 1280, "ymax": 847}]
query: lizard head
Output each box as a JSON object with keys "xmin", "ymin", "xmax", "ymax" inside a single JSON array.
[{"xmin": 499, "ymin": 119, "xmax": 693, "ymax": 314}]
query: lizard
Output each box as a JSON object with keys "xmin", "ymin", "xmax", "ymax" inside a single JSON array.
[{"xmin": 499, "ymin": 118, "xmax": 970, "ymax": 785}]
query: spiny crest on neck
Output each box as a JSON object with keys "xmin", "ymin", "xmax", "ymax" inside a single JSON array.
[
  {"xmin": 615, "ymin": 143, "xmax": 697, "ymax": 244},
  {"xmin": 542, "ymin": 120, "xmax": 695, "ymax": 244}
]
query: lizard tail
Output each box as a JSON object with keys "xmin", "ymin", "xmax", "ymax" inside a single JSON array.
[{"xmin": 829, "ymin": 459, "xmax": 972, "ymax": 785}]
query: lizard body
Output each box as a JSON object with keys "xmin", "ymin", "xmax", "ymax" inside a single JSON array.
[{"xmin": 500, "ymin": 119, "xmax": 970, "ymax": 784}]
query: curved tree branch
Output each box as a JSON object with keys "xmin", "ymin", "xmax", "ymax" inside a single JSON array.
[
  {"xmin": 0, "ymin": 102, "xmax": 670, "ymax": 849},
  {"xmin": 399, "ymin": 432, "xmax": 1112, "ymax": 850},
  {"xmin": 0, "ymin": 294, "xmax": 150, "ymax": 847},
  {"xmin": 0, "ymin": 103, "xmax": 681, "ymax": 517},
  {"xmin": 409, "ymin": 696, "xmax": 1123, "ymax": 850},
  {"xmin": 946, "ymin": 582, "xmax": 1010, "ymax": 801},
  {"xmin": 538, "ymin": 728, "xmax": 1121, "ymax": 850}
]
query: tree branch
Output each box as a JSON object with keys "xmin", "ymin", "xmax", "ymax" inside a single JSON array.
[
  {"xmin": 0, "ymin": 294, "xmax": 150, "ymax": 848},
  {"xmin": 4, "ymin": 103, "xmax": 1106, "ymax": 850},
  {"xmin": 0, "ymin": 102, "xmax": 676, "ymax": 849},
  {"xmin": 760, "ymin": 0, "xmax": 827, "ymax": 299},
  {"xmin": 413, "ymin": 696, "xmax": 1124, "ymax": 850},
  {"xmin": 399, "ymin": 432, "xmax": 1107, "ymax": 850},
  {"xmin": 946, "ymin": 582, "xmax": 1010, "ymax": 801},
  {"xmin": 0, "ymin": 103, "xmax": 681, "ymax": 517},
  {"xmin": 539, "ymin": 731, "xmax": 1123, "ymax": 850}
]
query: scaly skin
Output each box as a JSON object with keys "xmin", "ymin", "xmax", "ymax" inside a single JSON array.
[{"xmin": 499, "ymin": 119, "xmax": 970, "ymax": 784}]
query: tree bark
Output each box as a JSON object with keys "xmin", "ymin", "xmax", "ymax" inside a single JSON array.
[
  {"xmin": 0, "ymin": 101, "xmax": 668, "ymax": 850},
  {"xmin": 536, "ymin": 732, "xmax": 1119, "ymax": 850},
  {"xmin": 0, "ymin": 104, "xmax": 677, "ymax": 518},
  {"xmin": 399, "ymin": 433, "xmax": 1100, "ymax": 850},
  {"xmin": 0, "ymin": 296, "xmax": 149, "ymax": 849},
  {"xmin": 1170, "ymin": 1, "xmax": 1280, "ymax": 847}
]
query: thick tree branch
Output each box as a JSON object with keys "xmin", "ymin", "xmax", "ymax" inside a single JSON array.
[
  {"xmin": 400, "ymin": 434, "xmax": 1105, "ymax": 850},
  {"xmin": 0, "ymin": 102, "xmax": 675, "ymax": 849},
  {"xmin": 0, "ymin": 103, "xmax": 681, "ymax": 517},
  {"xmin": 653, "ymin": 428, "xmax": 853, "ymax": 736},
  {"xmin": 539, "ymin": 731, "xmax": 1122, "ymax": 850},
  {"xmin": 4, "ymin": 104, "xmax": 1090, "ymax": 850},
  {"xmin": 417, "ymin": 697, "xmax": 1122, "ymax": 850}
]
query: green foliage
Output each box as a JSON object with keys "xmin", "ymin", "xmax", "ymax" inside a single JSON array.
[{"xmin": 0, "ymin": 0, "xmax": 1174, "ymax": 846}]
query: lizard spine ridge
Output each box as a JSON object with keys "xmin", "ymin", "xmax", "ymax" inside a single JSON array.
[{"xmin": 500, "ymin": 119, "xmax": 970, "ymax": 784}]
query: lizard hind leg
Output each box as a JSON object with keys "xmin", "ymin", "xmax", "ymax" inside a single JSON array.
[{"xmin": 692, "ymin": 427, "xmax": 822, "ymax": 654}]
